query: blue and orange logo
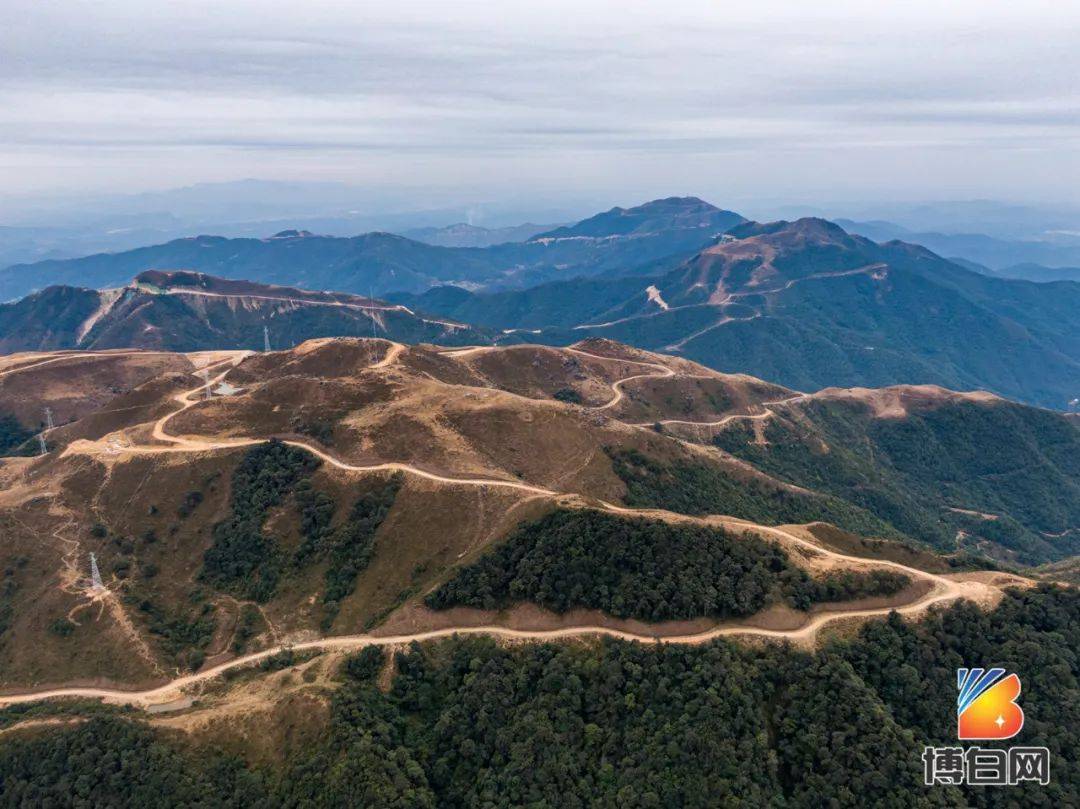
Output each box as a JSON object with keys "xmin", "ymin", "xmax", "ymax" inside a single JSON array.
[{"xmin": 957, "ymin": 668, "xmax": 1024, "ymax": 740}]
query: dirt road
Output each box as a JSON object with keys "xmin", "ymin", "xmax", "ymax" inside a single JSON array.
[
  {"xmin": 0, "ymin": 577, "xmax": 979, "ymax": 710},
  {"xmin": 564, "ymin": 346, "xmax": 676, "ymax": 410}
]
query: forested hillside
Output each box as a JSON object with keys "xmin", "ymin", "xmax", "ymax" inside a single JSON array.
[
  {"xmin": 426, "ymin": 509, "xmax": 908, "ymax": 620},
  {"xmin": 713, "ymin": 397, "xmax": 1080, "ymax": 564},
  {"xmin": 2, "ymin": 586, "xmax": 1075, "ymax": 807},
  {"xmin": 608, "ymin": 448, "xmax": 899, "ymax": 539}
]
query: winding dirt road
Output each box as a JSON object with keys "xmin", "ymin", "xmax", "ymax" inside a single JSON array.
[
  {"xmin": 629, "ymin": 393, "xmax": 812, "ymax": 430},
  {"xmin": 0, "ymin": 340, "xmax": 1002, "ymax": 709},
  {"xmin": 0, "ymin": 579, "xmax": 977, "ymax": 710},
  {"xmin": 564, "ymin": 347, "xmax": 676, "ymax": 411}
]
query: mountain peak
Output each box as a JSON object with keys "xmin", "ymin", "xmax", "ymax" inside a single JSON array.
[
  {"xmin": 726, "ymin": 217, "xmax": 851, "ymax": 242},
  {"xmin": 531, "ymin": 197, "xmax": 745, "ymax": 241},
  {"xmin": 654, "ymin": 215, "xmax": 888, "ymax": 312},
  {"xmin": 270, "ymin": 229, "xmax": 315, "ymax": 239},
  {"xmin": 134, "ymin": 269, "xmax": 213, "ymax": 289},
  {"xmin": 631, "ymin": 196, "xmax": 715, "ymax": 212}
]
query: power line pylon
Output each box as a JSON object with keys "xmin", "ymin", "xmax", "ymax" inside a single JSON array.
[
  {"xmin": 37, "ymin": 406, "xmax": 54, "ymax": 455},
  {"xmin": 263, "ymin": 325, "xmax": 271, "ymax": 353},
  {"xmin": 89, "ymin": 552, "xmax": 104, "ymax": 591},
  {"xmin": 369, "ymin": 286, "xmax": 379, "ymax": 340}
]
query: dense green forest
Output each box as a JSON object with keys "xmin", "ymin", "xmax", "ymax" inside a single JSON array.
[
  {"xmin": 0, "ymin": 413, "xmax": 33, "ymax": 456},
  {"xmin": 609, "ymin": 448, "xmax": 899, "ymax": 539},
  {"xmin": 427, "ymin": 509, "xmax": 908, "ymax": 621},
  {"xmin": 785, "ymin": 567, "xmax": 909, "ymax": 610},
  {"xmin": 712, "ymin": 399, "xmax": 1080, "ymax": 564},
  {"xmin": 200, "ymin": 440, "xmax": 321, "ymax": 601},
  {"xmin": 1, "ymin": 586, "xmax": 1074, "ymax": 807},
  {"xmin": 199, "ymin": 442, "xmax": 401, "ymax": 618}
]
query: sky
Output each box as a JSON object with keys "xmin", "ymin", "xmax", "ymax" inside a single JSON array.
[{"xmin": 2, "ymin": 0, "xmax": 1078, "ymax": 212}]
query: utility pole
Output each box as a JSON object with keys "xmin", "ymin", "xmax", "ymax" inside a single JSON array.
[{"xmin": 263, "ymin": 325, "xmax": 271, "ymax": 353}]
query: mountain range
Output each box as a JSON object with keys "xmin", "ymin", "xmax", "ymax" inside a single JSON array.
[
  {"xmin": 0, "ymin": 197, "xmax": 745, "ymax": 302},
  {"xmin": 837, "ymin": 217, "xmax": 1080, "ymax": 271},
  {"xmin": 3, "ymin": 199, "xmax": 1079, "ymax": 410},
  {"xmin": 0, "ymin": 338, "xmax": 1072, "ymax": 704},
  {"xmin": 401, "ymin": 217, "xmax": 1080, "ymax": 409}
]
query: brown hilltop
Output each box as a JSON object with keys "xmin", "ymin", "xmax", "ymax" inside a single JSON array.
[
  {"xmin": 0, "ymin": 336, "xmax": 1057, "ymax": 693},
  {"xmin": 0, "ymin": 350, "xmax": 196, "ymax": 428},
  {"xmin": 0, "ymin": 337, "xmax": 823, "ymax": 687},
  {"xmin": 806, "ymin": 384, "xmax": 1002, "ymax": 419},
  {"xmin": 658, "ymin": 217, "xmax": 886, "ymax": 309},
  {"xmin": 163, "ymin": 338, "xmax": 794, "ymax": 499}
]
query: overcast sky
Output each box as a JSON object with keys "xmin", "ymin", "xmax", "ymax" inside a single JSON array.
[{"xmin": 2, "ymin": 0, "xmax": 1078, "ymax": 209}]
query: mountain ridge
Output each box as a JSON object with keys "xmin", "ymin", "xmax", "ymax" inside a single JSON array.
[
  {"xmin": 4, "ymin": 206, "xmax": 1079, "ymax": 409},
  {"xmin": 0, "ymin": 270, "xmax": 492, "ymax": 353}
]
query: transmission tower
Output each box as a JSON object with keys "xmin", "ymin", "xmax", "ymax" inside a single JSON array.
[
  {"xmin": 89, "ymin": 552, "xmax": 104, "ymax": 591},
  {"xmin": 357, "ymin": 287, "xmax": 376, "ymax": 366},
  {"xmin": 36, "ymin": 405, "xmax": 54, "ymax": 454},
  {"xmin": 263, "ymin": 325, "xmax": 272, "ymax": 352},
  {"xmin": 200, "ymin": 368, "xmax": 212, "ymax": 400}
]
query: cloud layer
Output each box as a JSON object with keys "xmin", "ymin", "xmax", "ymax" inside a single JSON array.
[{"xmin": 2, "ymin": 0, "xmax": 1078, "ymax": 205}]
